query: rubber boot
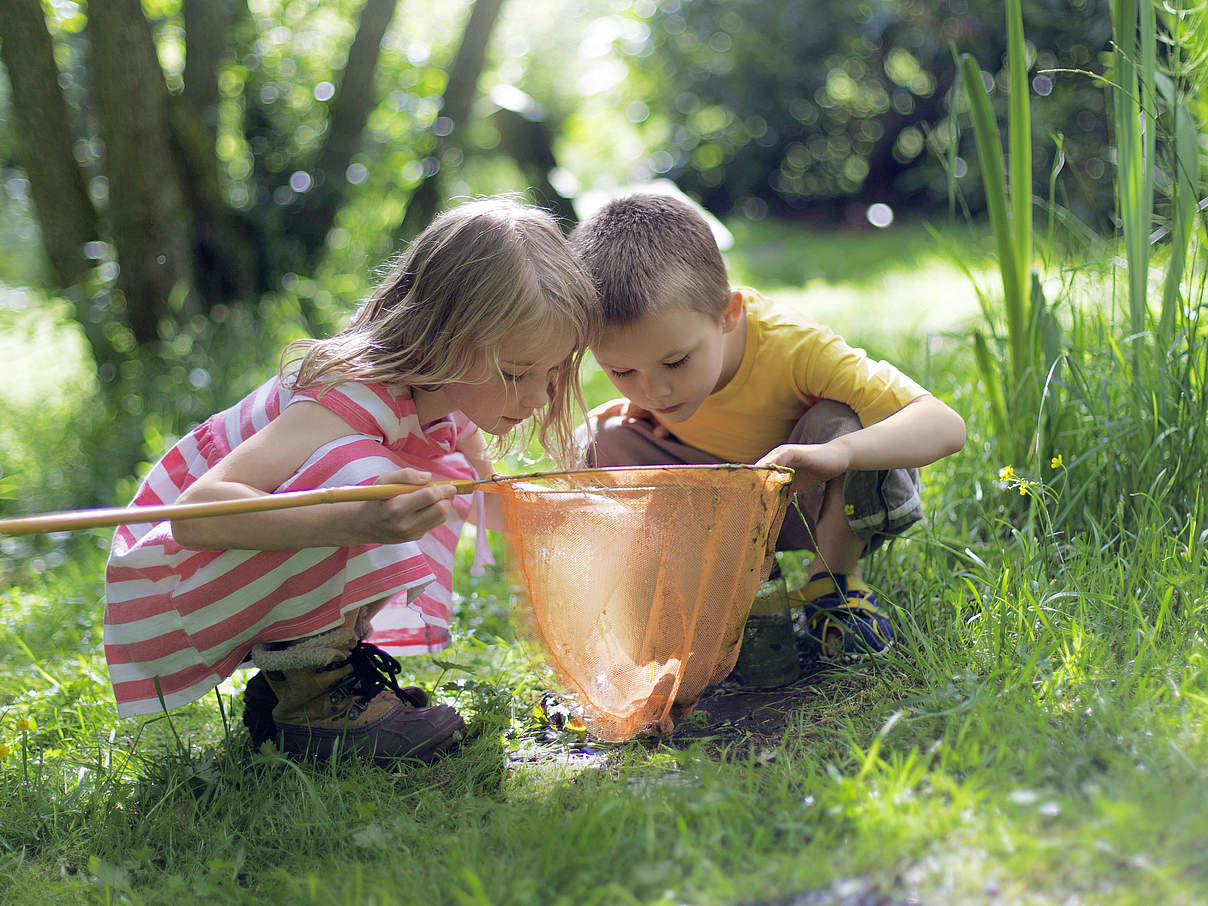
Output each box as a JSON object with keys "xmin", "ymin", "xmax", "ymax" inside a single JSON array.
[{"xmin": 250, "ymin": 625, "xmax": 464, "ymax": 765}]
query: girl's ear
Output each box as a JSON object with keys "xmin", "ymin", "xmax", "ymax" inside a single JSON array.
[{"xmin": 721, "ymin": 291, "xmax": 744, "ymax": 332}]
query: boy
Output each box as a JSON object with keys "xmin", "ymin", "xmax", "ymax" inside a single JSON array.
[{"xmin": 570, "ymin": 192, "xmax": 965, "ymax": 661}]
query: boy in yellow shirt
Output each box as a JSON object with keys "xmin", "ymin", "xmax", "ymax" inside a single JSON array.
[{"xmin": 571, "ymin": 193, "xmax": 965, "ymax": 662}]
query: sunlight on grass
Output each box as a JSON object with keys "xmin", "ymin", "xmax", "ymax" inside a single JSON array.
[
  {"xmin": 774, "ymin": 261, "xmax": 987, "ymax": 336},
  {"xmin": 0, "ymin": 284, "xmax": 94, "ymax": 408}
]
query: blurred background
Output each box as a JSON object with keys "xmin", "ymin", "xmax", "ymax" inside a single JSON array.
[{"xmin": 0, "ymin": 0, "xmax": 1122, "ymax": 518}]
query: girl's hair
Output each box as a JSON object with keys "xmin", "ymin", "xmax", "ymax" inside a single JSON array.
[{"xmin": 283, "ymin": 197, "xmax": 599, "ymax": 461}]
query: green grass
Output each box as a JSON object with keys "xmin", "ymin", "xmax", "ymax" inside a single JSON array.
[{"xmin": 2, "ymin": 218, "xmax": 1207, "ymax": 905}]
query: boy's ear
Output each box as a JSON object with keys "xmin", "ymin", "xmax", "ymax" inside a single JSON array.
[{"xmin": 721, "ymin": 291, "xmax": 744, "ymax": 332}]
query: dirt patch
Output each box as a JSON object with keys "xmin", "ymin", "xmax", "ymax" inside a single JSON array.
[{"xmin": 665, "ymin": 660, "xmax": 830, "ymax": 747}]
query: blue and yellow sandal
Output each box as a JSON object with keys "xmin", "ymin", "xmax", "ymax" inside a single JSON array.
[{"xmin": 789, "ymin": 574, "xmax": 894, "ymax": 661}]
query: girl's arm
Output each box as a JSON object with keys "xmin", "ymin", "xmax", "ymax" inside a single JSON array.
[
  {"xmin": 756, "ymin": 394, "xmax": 966, "ymax": 494},
  {"xmin": 456, "ymin": 426, "xmax": 505, "ymax": 531},
  {"xmin": 173, "ymin": 401, "xmax": 457, "ymax": 550}
]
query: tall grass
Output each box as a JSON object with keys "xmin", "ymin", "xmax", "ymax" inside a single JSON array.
[
  {"xmin": 957, "ymin": 0, "xmax": 1206, "ymax": 536},
  {"xmin": 957, "ymin": 0, "xmax": 1063, "ymax": 472}
]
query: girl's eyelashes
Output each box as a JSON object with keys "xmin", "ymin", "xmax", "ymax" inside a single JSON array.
[
  {"xmin": 609, "ymin": 368, "xmax": 633, "ymax": 379},
  {"xmin": 665, "ymin": 355, "xmax": 689, "ymax": 369}
]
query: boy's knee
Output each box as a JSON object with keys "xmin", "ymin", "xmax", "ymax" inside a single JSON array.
[
  {"xmin": 574, "ymin": 415, "xmax": 646, "ymax": 467},
  {"xmin": 789, "ymin": 400, "xmax": 862, "ymax": 445}
]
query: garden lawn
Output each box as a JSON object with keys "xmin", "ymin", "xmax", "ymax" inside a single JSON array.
[{"xmin": 1, "ymin": 220, "xmax": 1206, "ymax": 905}]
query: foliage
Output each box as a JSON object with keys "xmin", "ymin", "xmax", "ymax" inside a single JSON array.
[
  {"xmin": 956, "ymin": 0, "xmax": 1062, "ymax": 472},
  {"xmin": 950, "ymin": 0, "xmax": 1206, "ymax": 539},
  {"xmin": 628, "ymin": 0, "xmax": 1116, "ymax": 226},
  {"xmin": 2, "ymin": 5, "xmax": 1208, "ymax": 904}
]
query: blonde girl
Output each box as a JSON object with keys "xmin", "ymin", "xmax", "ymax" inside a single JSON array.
[{"xmin": 104, "ymin": 198, "xmax": 597, "ymax": 764}]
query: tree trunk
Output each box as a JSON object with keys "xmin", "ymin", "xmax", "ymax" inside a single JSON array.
[
  {"xmin": 175, "ymin": 0, "xmax": 265, "ymax": 306},
  {"xmin": 182, "ymin": 0, "xmax": 234, "ymax": 142},
  {"xmin": 289, "ymin": 0, "xmax": 401, "ymax": 267},
  {"xmin": 492, "ymin": 105, "xmax": 578, "ymax": 228},
  {"xmin": 89, "ymin": 0, "xmax": 196, "ymax": 344},
  {"xmin": 396, "ymin": 0, "xmax": 506, "ymax": 241},
  {"xmin": 0, "ymin": 0, "xmax": 98, "ymax": 287}
]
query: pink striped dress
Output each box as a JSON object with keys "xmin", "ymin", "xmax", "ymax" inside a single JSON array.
[{"xmin": 104, "ymin": 376, "xmax": 479, "ymax": 718}]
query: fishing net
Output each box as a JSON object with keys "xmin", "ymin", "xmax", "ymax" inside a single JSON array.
[{"xmin": 491, "ymin": 464, "xmax": 793, "ymax": 742}]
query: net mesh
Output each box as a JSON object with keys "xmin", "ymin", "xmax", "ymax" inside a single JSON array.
[{"xmin": 491, "ymin": 464, "xmax": 793, "ymax": 741}]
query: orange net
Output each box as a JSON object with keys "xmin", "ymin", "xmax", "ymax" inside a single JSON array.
[{"xmin": 492, "ymin": 464, "xmax": 793, "ymax": 741}]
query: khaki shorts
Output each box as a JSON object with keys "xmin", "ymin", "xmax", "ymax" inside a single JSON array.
[{"xmin": 575, "ymin": 399, "xmax": 923, "ymax": 555}]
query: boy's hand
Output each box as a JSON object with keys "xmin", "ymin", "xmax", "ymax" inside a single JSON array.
[
  {"xmin": 586, "ymin": 398, "xmax": 670, "ymax": 438},
  {"xmin": 756, "ymin": 442, "xmax": 852, "ymax": 494}
]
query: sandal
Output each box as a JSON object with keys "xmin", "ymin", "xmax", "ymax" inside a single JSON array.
[{"xmin": 789, "ymin": 574, "xmax": 894, "ymax": 660}]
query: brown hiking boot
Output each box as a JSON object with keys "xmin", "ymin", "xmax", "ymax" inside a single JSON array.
[
  {"xmin": 251, "ymin": 627, "xmax": 464, "ymax": 765},
  {"xmin": 241, "ymin": 670, "xmax": 432, "ymax": 749}
]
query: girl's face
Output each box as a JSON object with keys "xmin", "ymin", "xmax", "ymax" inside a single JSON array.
[{"xmin": 437, "ymin": 325, "xmax": 575, "ymax": 436}]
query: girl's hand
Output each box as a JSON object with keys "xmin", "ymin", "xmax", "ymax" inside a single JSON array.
[
  {"xmin": 361, "ymin": 469, "xmax": 458, "ymax": 543},
  {"xmin": 756, "ymin": 442, "xmax": 852, "ymax": 495}
]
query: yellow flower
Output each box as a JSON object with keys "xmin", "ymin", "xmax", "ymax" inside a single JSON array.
[
  {"xmin": 0, "ymin": 742, "xmax": 10, "ymax": 762},
  {"xmin": 998, "ymin": 465, "xmax": 1015, "ymax": 481},
  {"xmin": 14, "ymin": 718, "xmax": 29, "ymax": 733},
  {"xmin": 1019, "ymin": 482, "xmax": 1031, "ymax": 497},
  {"xmin": 1050, "ymin": 454, "xmax": 1063, "ymax": 469},
  {"xmin": 844, "ymin": 503, "xmax": 855, "ymax": 516}
]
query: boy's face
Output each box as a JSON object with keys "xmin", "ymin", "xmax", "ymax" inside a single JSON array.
[{"xmin": 592, "ymin": 296, "xmax": 744, "ymax": 424}]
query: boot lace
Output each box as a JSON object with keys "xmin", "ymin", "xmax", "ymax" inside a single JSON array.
[{"xmin": 325, "ymin": 641, "xmax": 428, "ymax": 713}]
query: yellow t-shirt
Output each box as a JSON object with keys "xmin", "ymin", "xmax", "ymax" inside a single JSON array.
[{"xmin": 654, "ymin": 288, "xmax": 929, "ymax": 463}]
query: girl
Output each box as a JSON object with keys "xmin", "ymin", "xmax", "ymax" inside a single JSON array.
[{"xmin": 104, "ymin": 197, "xmax": 598, "ymax": 765}]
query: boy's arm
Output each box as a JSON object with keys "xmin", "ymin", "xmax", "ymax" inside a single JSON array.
[{"xmin": 756, "ymin": 395, "xmax": 965, "ymax": 494}]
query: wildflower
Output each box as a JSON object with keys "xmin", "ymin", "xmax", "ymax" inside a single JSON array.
[
  {"xmin": 844, "ymin": 503, "xmax": 855, "ymax": 516},
  {"xmin": 1050, "ymin": 454, "xmax": 1063, "ymax": 469},
  {"xmin": 14, "ymin": 718, "xmax": 29, "ymax": 733},
  {"xmin": 0, "ymin": 742, "xmax": 9, "ymax": 762},
  {"xmin": 998, "ymin": 465, "xmax": 1015, "ymax": 481}
]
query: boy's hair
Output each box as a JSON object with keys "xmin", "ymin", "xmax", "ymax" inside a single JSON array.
[
  {"xmin": 284, "ymin": 196, "xmax": 599, "ymax": 460},
  {"xmin": 570, "ymin": 193, "xmax": 729, "ymax": 324}
]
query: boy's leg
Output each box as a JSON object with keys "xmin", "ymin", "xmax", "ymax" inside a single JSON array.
[
  {"xmin": 779, "ymin": 399, "xmax": 922, "ymax": 558},
  {"xmin": 783, "ymin": 400, "xmax": 923, "ymax": 659},
  {"xmin": 575, "ymin": 412, "xmax": 720, "ymax": 468}
]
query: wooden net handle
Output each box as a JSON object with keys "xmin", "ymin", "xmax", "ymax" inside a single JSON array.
[{"xmin": 0, "ymin": 479, "xmax": 487, "ymax": 537}]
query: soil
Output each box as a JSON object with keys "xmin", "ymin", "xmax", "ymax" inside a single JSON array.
[{"xmin": 664, "ymin": 659, "xmax": 831, "ymax": 747}]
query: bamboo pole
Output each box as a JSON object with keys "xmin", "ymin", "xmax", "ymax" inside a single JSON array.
[
  {"xmin": 0, "ymin": 464, "xmax": 789, "ymax": 538},
  {"xmin": 0, "ymin": 480, "xmax": 487, "ymax": 537}
]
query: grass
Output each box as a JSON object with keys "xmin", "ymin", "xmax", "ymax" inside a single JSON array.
[{"xmin": 2, "ymin": 218, "xmax": 1207, "ymax": 905}]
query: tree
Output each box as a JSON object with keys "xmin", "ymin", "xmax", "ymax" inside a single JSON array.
[
  {"xmin": 0, "ymin": 0, "xmax": 519, "ymax": 361},
  {"xmin": 0, "ymin": 0, "xmax": 97, "ymax": 288},
  {"xmin": 636, "ymin": 0, "xmax": 1114, "ymax": 224},
  {"xmin": 88, "ymin": 0, "xmax": 198, "ymax": 343}
]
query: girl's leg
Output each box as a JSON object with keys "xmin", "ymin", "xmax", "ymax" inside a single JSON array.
[{"xmin": 244, "ymin": 603, "xmax": 463, "ymax": 764}]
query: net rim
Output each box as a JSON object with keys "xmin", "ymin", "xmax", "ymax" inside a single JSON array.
[{"xmin": 485, "ymin": 462, "xmax": 793, "ymax": 490}]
